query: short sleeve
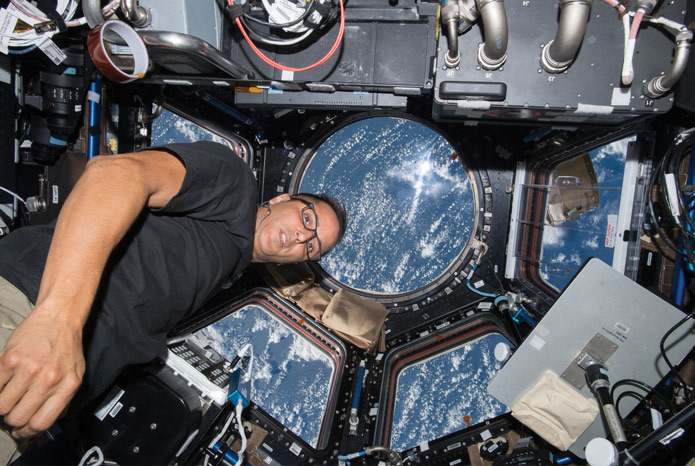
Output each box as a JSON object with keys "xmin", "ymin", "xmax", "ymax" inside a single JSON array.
[{"xmin": 146, "ymin": 141, "xmax": 257, "ymax": 224}]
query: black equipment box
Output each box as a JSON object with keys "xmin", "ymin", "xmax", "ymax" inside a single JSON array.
[
  {"xmin": 227, "ymin": 0, "xmax": 439, "ymax": 103},
  {"xmin": 432, "ymin": 0, "xmax": 688, "ymax": 125}
]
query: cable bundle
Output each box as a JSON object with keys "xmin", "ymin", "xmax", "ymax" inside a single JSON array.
[
  {"xmin": 0, "ymin": 0, "xmax": 119, "ymax": 52},
  {"xmin": 646, "ymin": 128, "xmax": 695, "ymax": 269},
  {"xmin": 226, "ymin": 0, "xmax": 345, "ymax": 72}
]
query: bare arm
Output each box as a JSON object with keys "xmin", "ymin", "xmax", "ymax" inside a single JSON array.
[{"xmin": 0, "ymin": 149, "xmax": 185, "ymax": 438}]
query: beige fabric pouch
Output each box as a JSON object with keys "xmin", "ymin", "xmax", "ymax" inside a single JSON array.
[
  {"xmin": 511, "ymin": 370, "xmax": 599, "ymax": 451},
  {"xmin": 255, "ymin": 264, "xmax": 387, "ymax": 353},
  {"xmin": 320, "ymin": 289, "xmax": 388, "ymax": 354}
]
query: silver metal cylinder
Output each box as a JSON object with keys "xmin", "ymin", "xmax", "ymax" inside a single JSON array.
[
  {"xmin": 646, "ymin": 30, "xmax": 693, "ymax": 98},
  {"xmin": 84, "ymin": 0, "xmax": 106, "ymax": 28},
  {"xmin": 541, "ymin": 0, "xmax": 593, "ymax": 73},
  {"xmin": 441, "ymin": 1, "xmax": 461, "ymax": 68},
  {"xmin": 121, "ymin": 0, "xmax": 150, "ymax": 28},
  {"xmin": 476, "ymin": 0, "xmax": 508, "ymax": 70}
]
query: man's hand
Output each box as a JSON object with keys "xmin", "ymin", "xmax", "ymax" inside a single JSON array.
[{"xmin": 0, "ymin": 307, "xmax": 84, "ymax": 438}]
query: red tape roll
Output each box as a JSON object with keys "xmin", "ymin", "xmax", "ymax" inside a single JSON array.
[{"xmin": 88, "ymin": 19, "xmax": 149, "ymax": 83}]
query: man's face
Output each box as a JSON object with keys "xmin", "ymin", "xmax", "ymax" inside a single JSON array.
[{"xmin": 252, "ymin": 193, "xmax": 340, "ymax": 263}]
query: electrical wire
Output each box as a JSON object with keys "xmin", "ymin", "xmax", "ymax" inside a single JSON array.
[
  {"xmin": 228, "ymin": 0, "xmax": 345, "ymax": 72},
  {"xmin": 1, "ymin": 0, "xmax": 119, "ymax": 50},
  {"xmin": 601, "ymin": 0, "xmax": 626, "ymax": 14},
  {"xmin": 0, "ymin": 186, "xmax": 26, "ymax": 205},
  {"xmin": 78, "ymin": 446, "xmax": 105, "ymax": 466},
  {"xmin": 646, "ymin": 130, "xmax": 695, "ymax": 265},
  {"xmin": 235, "ymin": 400, "xmax": 247, "ymax": 466},
  {"xmin": 662, "ymin": 139, "xmax": 695, "ymax": 242},
  {"xmin": 239, "ymin": 16, "xmax": 315, "ymax": 46},
  {"xmin": 203, "ymin": 408, "xmax": 236, "ymax": 466},
  {"xmin": 466, "ymin": 264, "xmax": 497, "ymax": 298},
  {"xmin": 621, "ymin": 7, "xmax": 647, "ymax": 86},
  {"xmin": 611, "ymin": 378, "xmax": 676, "ymax": 413},
  {"xmin": 244, "ymin": 0, "xmax": 318, "ymax": 29},
  {"xmin": 615, "ymin": 390, "xmax": 650, "ymax": 417},
  {"xmin": 659, "ymin": 308, "xmax": 695, "ymax": 397}
]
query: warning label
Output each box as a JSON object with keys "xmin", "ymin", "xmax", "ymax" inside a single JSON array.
[{"xmin": 605, "ymin": 214, "xmax": 618, "ymax": 248}]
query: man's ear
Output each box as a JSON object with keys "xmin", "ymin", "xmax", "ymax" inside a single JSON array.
[{"xmin": 268, "ymin": 193, "xmax": 292, "ymax": 205}]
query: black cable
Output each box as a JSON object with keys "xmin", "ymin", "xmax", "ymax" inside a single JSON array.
[
  {"xmin": 662, "ymin": 141, "xmax": 695, "ymax": 240},
  {"xmin": 239, "ymin": 16, "xmax": 313, "ymax": 46},
  {"xmin": 615, "ymin": 390, "xmax": 650, "ymax": 417},
  {"xmin": 659, "ymin": 308, "xmax": 695, "ymax": 397},
  {"xmin": 647, "ymin": 155, "xmax": 686, "ymax": 258},
  {"xmin": 645, "ymin": 141, "xmax": 695, "ymax": 267},
  {"xmin": 657, "ymin": 130, "xmax": 695, "ymax": 263},
  {"xmin": 611, "ymin": 378, "xmax": 676, "ymax": 412},
  {"xmin": 243, "ymin": 0, "xmax": 318, "ymax": 29}
]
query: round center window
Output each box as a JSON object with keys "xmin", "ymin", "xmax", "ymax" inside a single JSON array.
[{"xmin": 290, "ymin": 116, "xmax": 479, "ymax": 303}]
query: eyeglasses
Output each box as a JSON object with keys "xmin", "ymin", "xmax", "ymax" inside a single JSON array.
[{"xmin": 292, "ymin": 197, "xmax": 323, "ymax": 262}]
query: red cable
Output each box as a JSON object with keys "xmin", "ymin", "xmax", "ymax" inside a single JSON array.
[{"xmin": 228, "ymin": 0, "xmax": 345, "ymax": 73}]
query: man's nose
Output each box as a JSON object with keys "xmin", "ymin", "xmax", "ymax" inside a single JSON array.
[{"xmin": 295, "ymin": 229, "xmax": 309, "ymax": 243}]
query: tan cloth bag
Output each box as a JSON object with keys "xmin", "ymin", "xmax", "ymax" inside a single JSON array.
[
  {"xmin": 512, "ymin": 370, "xmax": 599, "ymax": 451},
  {"xmin": 255, "ymin": 264, "xmax": 387, "ymax": 353}
]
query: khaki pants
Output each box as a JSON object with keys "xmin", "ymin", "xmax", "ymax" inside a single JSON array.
[{"xmin": 0, "ymin": 276, "xmax": 34, "ymax": 465}]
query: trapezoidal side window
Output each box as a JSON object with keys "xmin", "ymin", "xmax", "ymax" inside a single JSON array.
[
  {"xmin": 166, "ymin": 290, "xmax": 346, "ymax": 451},
  {"xmin": 373, "ymin": 316, "xmax": 512, "ymax": 452},
  {"xmin": 506, "ymin": 133, "xmax": 642, "ymax": 299}
]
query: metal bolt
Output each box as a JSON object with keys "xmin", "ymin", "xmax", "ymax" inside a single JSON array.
[
  {"xmin": 111, "ymin": 429, "xmax": 119, "ymax": 437},
  {"xmin": 132, "ymin": 447, "xmax": 140, "ymax": 454},
  {"xmin": 129, "ymin": 406, "xmax": 136, "ymax": 413},
  {"xmin": 505, "ymin": 186, "xmax": 513, "ymax": 194},
  {"xmin": 150, "ymin": 423, "xmax": 157, "ymax": 430}
]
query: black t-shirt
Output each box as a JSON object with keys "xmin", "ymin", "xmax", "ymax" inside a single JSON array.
[{"xmin": 0, "ymin": 141, "xmax": 257, "ymax": 403}]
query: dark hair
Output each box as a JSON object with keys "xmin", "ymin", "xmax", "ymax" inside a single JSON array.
[{"xmin": 292, "ymin": 193, "xmax": 348, "ymax": 246}]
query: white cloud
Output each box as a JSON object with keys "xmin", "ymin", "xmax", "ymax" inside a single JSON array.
[
  {"xmin": 583, "ymin": 236, "xmax": 599, "ymax": 249},
  {"xmin": 543, "ymin": 227, "xmax": 566, "ymax": 247}
]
